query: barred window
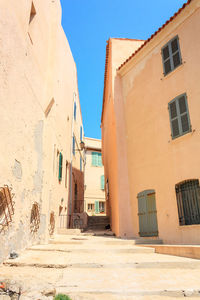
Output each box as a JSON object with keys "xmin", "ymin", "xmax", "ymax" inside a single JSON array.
[{"xmin": 175, "ymin": 180, "xmax": 200, "ymax": 226}]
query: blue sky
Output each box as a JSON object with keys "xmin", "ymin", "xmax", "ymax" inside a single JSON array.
[{"xmin": 60, "ymin": 0, "xmax": 187, "ymax": 139}]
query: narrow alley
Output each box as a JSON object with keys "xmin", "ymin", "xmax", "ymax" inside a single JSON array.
[{"xmin": 1, "ymin": 233, "xmax": 200, "ymax": 299}]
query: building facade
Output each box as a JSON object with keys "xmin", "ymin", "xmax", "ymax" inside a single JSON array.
[
  {"xmin": 0, "ymin": 0, "xmax": 84, "ymax": 262},
  {"xmin": 101, "ymin": 0, "xmax": 200, "ymax": 244},
  {"xmin": 84, "ymin": 138, "xmax": 106, "ymax": 216}
]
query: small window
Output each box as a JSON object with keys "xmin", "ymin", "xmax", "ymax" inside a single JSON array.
[
  {"xmin": 29, "ymin": 2, "xmax": 36, "ymax": 24},
  {"xmin": 92, "ymin": 152, "xmax": 102, "ymax": 167},
  {"xmin": 176, "ymin": 180, "xmax": 200, "ymax": 225},
  {"xmin": 65, "ymin": 161, "xmax": 68, "ymax": 188},
  {"xmin": 88, "ymin": 203, "xmax": 94, "ymax": 211},
  {"xmin": 168, "ymin": 93, "xmax": 191, "ymax": 139},
  {"xmin": 162, "ymin": 36, "xmax": 182, "ymax": 76},
  {"xmin": 101, "ymin": 175, "xmax": 105, "ymax": 190},
  {"xmin": 73, "ymin": 135, "xmax": 76, "ymax": 156},
  {"xmin": 74, "ymin": 102, "xmax": 76, "ymax": 121},
  {"xmin": 80, "ymin": 126, "xmax": 83, "ymax": 141},
  {"xmin": 58, "ymin": 152, "xmax": 63, "ymax": 181},
  {"xmin": 99, "ymin": 202, "xmax": 105, "ymax": 213}
]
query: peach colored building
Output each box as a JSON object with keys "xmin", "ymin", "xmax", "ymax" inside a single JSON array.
[
  {"xmin": 84, "ymin": 137, "xmax": 106, "ymax": 216},
  {"xmin": 101, "ymin": 0, "xmax": 200, "ymax": 244},
  {"xmin": 0, "ymin": 0, "xmax": 84, "ymax": 262}
]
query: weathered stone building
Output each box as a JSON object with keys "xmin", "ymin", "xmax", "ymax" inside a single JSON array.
[{"xmin": 0, "ymin": 0, "xmax": 84, "ymax": 262}]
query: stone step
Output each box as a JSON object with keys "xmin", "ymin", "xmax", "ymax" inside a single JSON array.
[
  {"xmin": 56, "ymin": 228, "xmax": 82, "ymax": 235},
  {"xmin": 28, "ymin": 246, "xmax": 154, "ymax": 254},
  {"xmin": 144, "ymin": 244, "xmax": 200, "ymax": 259},
  {"xmin": 135, "ymin": 238, "xmax": 163, "ymax": 245},
  {"xmin": 87, "ymin": 216, "xmax": 110, "ymax": 225}
]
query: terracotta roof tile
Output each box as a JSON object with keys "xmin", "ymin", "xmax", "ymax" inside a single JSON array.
[
  {"xmin": 118, "ymin": 0, "xmax": 192, "ymax": 71},
  {"xmin": 101, "ymin": 0, "xmax": 192, "ymax": 123}
]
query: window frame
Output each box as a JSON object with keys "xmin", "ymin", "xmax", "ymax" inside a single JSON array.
[
  {"xmin": 91, "ymin": 152, "xmax": 102, "ymax": 167},
  {"xmin": 74, "ymin": 102, "xmax": 77, "ymax": 121},
  {"xmin": 161, "ymin": 35, "xmax": 182, "ymax": 76},
  {"xmin": 175, "ymin": 179, "xmax": 200, "ymax": 226},
  {"xmin": 168, "ymin": 93, "xmax": 191, "ymax": 140},
  {"xmin": 73, "ymin": 135, "xmax": 75, "ymax": 156},
  {"xmin": 58, "ymin": 152, "xmax": 63, "ymax": 182},
  {"xmin": 101, "ymin": 175, "xmax": 105, "ymax": 190}
]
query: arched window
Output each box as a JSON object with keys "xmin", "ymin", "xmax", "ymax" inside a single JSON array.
[{"xmin": 175, "ymin": 179, "xmax": 200, "ymax": 225}]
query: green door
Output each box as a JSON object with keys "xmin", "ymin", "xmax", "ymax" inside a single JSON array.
[{"xmin": 137, "ymin": 190, "xmax": 158, "ymax": 237}]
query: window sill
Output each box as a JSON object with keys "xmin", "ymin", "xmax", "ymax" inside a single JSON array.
[
  {"xmin": 179, "ymin": 224, "xmax": 200, "ymax": 229},
  {"xmin": 161, "ymin": 61, "xmax": 185, "ymax": 81},
  {"xmin": 168, "ymin": 129, "xmax": 195, "ymax": 143}
]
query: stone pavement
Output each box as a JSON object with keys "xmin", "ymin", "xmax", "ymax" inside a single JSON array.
[{"xmin": 0, "ymin": 234, "xmax": 200, "ymax": 299}]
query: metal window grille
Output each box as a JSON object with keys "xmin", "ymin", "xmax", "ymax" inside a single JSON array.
[
  {"xmin": 0, "ymin": 186, "xmax": 14, "ymax": 233},
  {"xmin": 175, "ymin": 179, "xmax": 200, "ymax": 226},
  {"xmin": 30, "ymin": 202, "xmax": 40, "ymax": 233}
]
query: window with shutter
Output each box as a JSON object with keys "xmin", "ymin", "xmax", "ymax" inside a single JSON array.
[
  {"xmin": 98, "ymin": 153, "xmax": 102, "ymax": 166},
  {"xmin": 73, "ymin": 135, "xmax": 75, "ymax": 156},
  {"xmin": 92, "ymin": 152, "xmax": 102, "ymax": 166},
  {"xmin": 95, "ymin": 201, "xmax": 100, "ymax": 213},
  {"xmin": 92, "ymin": 152, "xmax": 96, "ymax": 166},
  {"xmin": 168, "ymin": 93, "xmax": 191, "ymax": 139},
  {"xmin": 80, "ymin": 126, "xmax": 82, "ymax": 141},
  {"xmin": 162, "ymin": 36, "xmax": 182, "ymax": 76},
  {"xmin": 101, "ymin": 175, "xmax": 105, "ymax": 190},
  {"xmin": 58, "ymin": 153, "xmax": 63, "ymax": 181},
  {"xmin": 74, "ymin": 102, "xmax": 76, "ymax": 120}
]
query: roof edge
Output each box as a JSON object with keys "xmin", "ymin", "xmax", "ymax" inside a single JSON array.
[{"xmin": 118, "ymin": 0, "xmax": 192, "ymax": 71}]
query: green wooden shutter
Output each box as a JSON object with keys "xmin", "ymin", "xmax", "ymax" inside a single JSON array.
[
  {"xmin": 98, "ymin": 153, "xmax": 102, "ymax": 166},
  {"xmin": 73, "ymin": 136, "xmax": 75, "ymax": 155},
  {"xmin": 58, "ymin": 153, "xmax": 63, "ymax": 181},
  {"xmin": 169, "ymin": 94, "xmax": 191, "ymax": 139},
  {"xmin": 101, "ymin": 175, "xmax": 105, "ymax": 190},
  {"xmin": 95, "ymin": 201, "xmax": 99, "ymax": 213},
  {"xmin": 92, "ymin": 152, "xmax": 97, "ymax": 166},
  {"xmin": 162, "ymin": 44, "xmax": 171, "ymax": 75},
  {"xmin": 178, "ymin": 95, "xmax": 190, "ymax": 134},
  {"xmin": 169, "ymin": 100, "xmax": 180, "ymax": 138},
  {"xmin": 80, "ymin": 126, "xmax": 82, "ymax": 141},
  {"xmin": 74, "ymin": 102, "xmax": 76, "ymax": 120}
]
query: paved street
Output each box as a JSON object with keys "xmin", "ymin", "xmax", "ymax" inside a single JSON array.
[{"xmin": 1, "ymin": 234, "xmax": 200, "ymax": 299}]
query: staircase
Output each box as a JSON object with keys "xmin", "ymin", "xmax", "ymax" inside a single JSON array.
[{"xmin": 87, "ymin": 216, "xmax": 110, "ymax": 231}]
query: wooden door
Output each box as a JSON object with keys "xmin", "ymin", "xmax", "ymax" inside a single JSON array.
[{"xmin": 137, "ymin": 190, "xmax": 158, "ymax": 237}]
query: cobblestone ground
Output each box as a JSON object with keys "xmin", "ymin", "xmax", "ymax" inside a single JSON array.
[{"xmin": 1, "ymin": 234, "xmax": 200, "ymax": 299}]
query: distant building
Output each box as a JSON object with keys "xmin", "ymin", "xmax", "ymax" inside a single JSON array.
[
  {"xmin": 0, "ymin": 0, "xmax": 83, "ymax": 262},
  {"xmin": 101, "ymin": 0, "xmax": 200, "ymax": 244},
  {"xmin": 84, "ymin": 138, "xmax": 106, "ymax": 216}
]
